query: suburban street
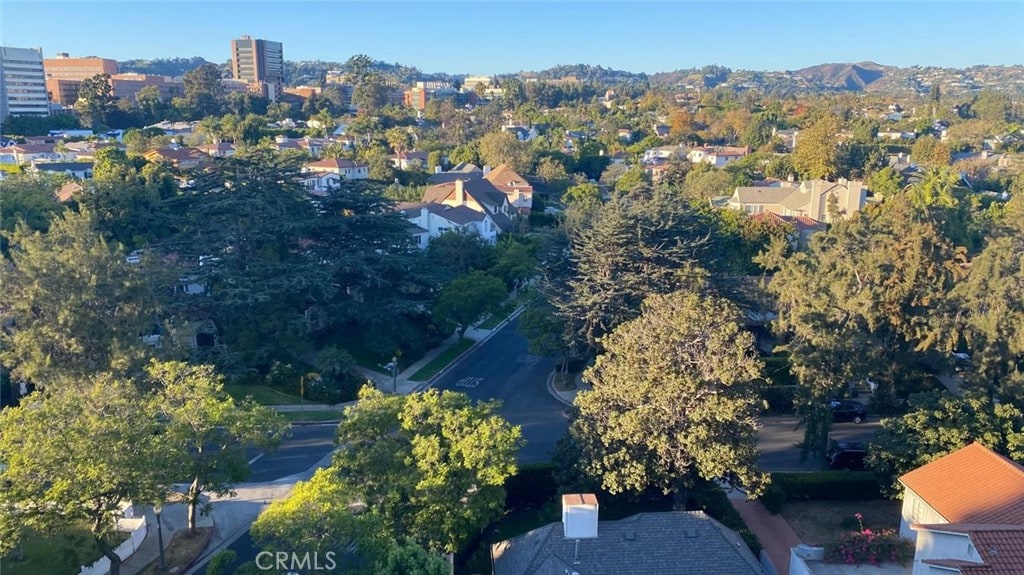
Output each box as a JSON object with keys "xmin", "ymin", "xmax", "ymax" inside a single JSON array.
[
  {"xmin": 247, "ymin": 423, "xmax": 338, "ymax": 482},
  {"xmin": 757, "ymin": 416, "xmax": 881, "ymax": 471},
  {"xmin": 431, "ymin": 317, "xmax": 569, "ymax": 464}
]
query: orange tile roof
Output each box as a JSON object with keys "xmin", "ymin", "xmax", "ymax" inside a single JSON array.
[
  {"xmin": 964, "ymin": 528, "xmax": 1024, "ymax": 574},
  {"xmin": 900, "ymin": 443, "xmax": 1024, "ymax": 524}
]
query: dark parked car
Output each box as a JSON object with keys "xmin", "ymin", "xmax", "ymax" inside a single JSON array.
[
  {"xmin": 827, "ymin": 439, "xmax": 868, "ymax": 470},
  {"xmin": 829, "ymin": 399, "xmax": 867, "ymax": 424}
]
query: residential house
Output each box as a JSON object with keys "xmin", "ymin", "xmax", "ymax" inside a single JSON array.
[
  {"xmin": 0, "ymin": 143, "xmax": 60, "ymax": 164},
  {"xmin": 397, "ymin": 201, "xmax": 502, "ymax": 247},
  {"xmin": 901, "ymin": 443, "xmax": 1024, "ymax": 575},
  {"xmin": 301, "ymin": 171, "xmax": 343, "ymax": 195},
  {"xmin": 617, "ymin": 128, "xmax": 634, "ymax": 142},
  {"xmin": 773, "ymin": 128, "xmax": 799, "ymax": 152},
  {"xmin": 687, "ymin": 145, "xmax": 749, "ymax": 168},
  {"xmin": 642, "ymin": 145, "xmax": 687, "ymax": 164},
  {"xmin": 750, "ymin": 211, "xmax": 826, "ymax": 248},
  {"xmin": 56, "ymin": 181, "xmax": 84, "ymax": 202},
  {"xmin": 652, "ymin": 123, "xmax": 671, "ymax": 137},
  {"xmin": 390, "ymin": 151, "xmax": 430, "ymax": 170},
  {"xmin": 144, "ymin": 121, "xmax": 197, "ymax": 136},
  {"xmin": 898, "ymin": 443, "xmax": 1024, "ymax": 542},
  {"xmin": 878, "ymin": 130, "xmax": 918, "ymax": 141},
  {"xmin": 427, "ymin": 162, "xmax": 484, "ymax": 185},
  {"xmin": 143, "ymin": 147, "xmax": 207, "ymax": 169},
  {"xmin": 502, "ymin": 124, "xmax": 540, "ymax": 142},
  {"xmin": 492, "ymin": 493, "xmax": 766, "ymax": 575},
  {"xmin": 303, "ymin": 158, "xmax": 368, "ymax": 180},
  {"xmin": 484, "ymin": 164, "xmax": 534, "ymax": 214},
  {"xmin": 30, "ymin": 161, "xmax": 93, "ymax": 179},
  {"xmin": 726, "ymin": 179, "xmax": 867, "ymax": 224},
  {"xmin": 421, "ymin": 178, "xmax": 515, "ymax": 232},
  {"xmin": 195, "ymin": 142, "xmax": 236, "ymax": 158},
  {"xmin": 793, "ymin": 443, "xmax": 1024, "ymax": 575},
  {"xmin": 61, "ymin": 140, "xmax": 120, "ymax": 161}
]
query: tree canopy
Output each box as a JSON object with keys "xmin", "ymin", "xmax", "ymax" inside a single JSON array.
[
  {"xmin": 572, "ymin": 290, "xmax": 768, "ymax": 497},
  {"xmin": 331, "ymin": 387, "xmax": 522, "ymax": 553}
]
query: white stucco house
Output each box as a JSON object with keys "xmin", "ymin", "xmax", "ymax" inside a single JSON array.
[
  {"xmin": 900, "ymin": 443, "xmax": 1024, "ymax": 575},
  {"xmin": 687, "ymin": 145, "xmax": 749, "ymax": 168},
  {"xmin": 303, "ymin": 158, "xmax": 369, "ymax": 180},
  {"xmin": 396, "ymin": 202, "xmax": 502, "ymax": 247}
]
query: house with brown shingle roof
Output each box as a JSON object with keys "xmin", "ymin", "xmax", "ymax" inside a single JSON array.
[
  {"xmin": 483, "ymin": 164, "xmax": 533, "ymax": 214},
  {"xmin": 898, "ymin": 443, "xmax": 1024, "ymax": 575},
  {"xmin": 421, "ymin": 178, "xmax": 515, "ymax": 232}
]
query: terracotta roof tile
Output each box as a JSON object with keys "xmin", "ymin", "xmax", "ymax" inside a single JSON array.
[
  {"xmin": 900, "ymin": 443, "xmax": 1024, "ymax": 525},
  {"xmin": 964, "ymin": 528, "xmax": 1024, "ymax": 575}
]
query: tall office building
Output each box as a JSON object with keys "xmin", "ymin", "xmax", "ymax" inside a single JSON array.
[
  {"xmin": 0, "ymin": 47, "xmax": 50, "ymax": 119},
  {"xmin": 230, "ymin": 36, "xmax": 283, "ymax": 101}
]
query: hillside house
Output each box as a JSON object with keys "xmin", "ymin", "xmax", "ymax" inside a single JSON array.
[{"xmin": 726, "ymin": 179, "xmax": 867, "ymax": 224}]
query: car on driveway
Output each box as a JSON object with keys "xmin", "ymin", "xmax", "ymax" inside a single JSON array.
[
  {"xmin": 829, "ymin": 399, "xmax": 867, "ymax": 424},
  {"xmin": 827, "ymin": 438, "xmax": 868, "ymax": 470}
]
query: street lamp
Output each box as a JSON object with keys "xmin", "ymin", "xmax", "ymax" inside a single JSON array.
[
  {"xmin": 381, "ymin": 356, "xmax": 398, "ymax": 393},
  {"xmin": 154, "ymin": 504, "xmax": 166, "ymax": 572}
]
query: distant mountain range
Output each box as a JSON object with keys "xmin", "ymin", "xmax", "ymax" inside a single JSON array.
[{"xmin": 116, "ymin": 57, "xmax": 1024, "ymax": 97}]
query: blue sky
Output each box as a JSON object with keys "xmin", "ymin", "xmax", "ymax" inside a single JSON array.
[{"xmin": 3, "ymin": 1, "xmax": 1022, "ymax": 74}]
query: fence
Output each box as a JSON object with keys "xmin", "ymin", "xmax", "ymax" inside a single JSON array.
[{"xmin": 78, "ymin": 516, "xmax": 148, "ymax": 575}]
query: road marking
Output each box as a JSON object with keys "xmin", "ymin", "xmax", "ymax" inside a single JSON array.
[
  {"xmin": 248, "ymin": 453, "xmax": 264, "ymax": 465},
  {"xmin": 514, "ymin": 353, "xmax": 540, "ymax": 365},
  {"xmin": 455, "ymin": 377, "xmax": 483, "ymax": 388}
]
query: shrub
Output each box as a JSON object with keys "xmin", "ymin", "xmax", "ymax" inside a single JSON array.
[
  {"xmin": 772, "ymin": 472, "xmax": 883, "ymax": 501},
  {"xmin": 759, "ymin": 482, "xmax": 786, "ymax": 514},
  {"xmin": 824, "ymin": 526, "xmax": 913, "ymax": 566},
  {"xmin": 206, "ymin": 549, "xmax": 237, "ymax": 575},
  {"xmin": 839, "ymin": 515, "xmax": 861, "ymax": 531}
]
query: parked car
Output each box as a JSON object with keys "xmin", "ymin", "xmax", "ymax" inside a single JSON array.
[
  {"xmin": 829, "ymin": 399, "xmax": 867, "ymax": 424},
  {"xmin": 827, "ymin": 439, "xmax": 868, "ymax": 470}
]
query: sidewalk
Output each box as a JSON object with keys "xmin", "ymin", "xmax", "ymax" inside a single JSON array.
[
  {"xmin": 353, "ymin": 305, "xmax": 526, "ymax": 395},
  {"xmin": 727, "ymin": 489, "xmax": 801, "ymax": 575},
  {"xmin": 546, "ymin": 370, "xmax": 591, "ymax": 407},
  {"xmin": 120, "ymin": 502, "xmax": 212, "ymax": 575}
]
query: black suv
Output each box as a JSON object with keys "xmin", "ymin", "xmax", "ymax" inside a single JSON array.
[
  {"xmin": 829, "ymin": 399, "xmax": 867, "ymax": 424},
  {"xmin": 827, "ymin": 439, "xmax": 868, "ymax": 470}
]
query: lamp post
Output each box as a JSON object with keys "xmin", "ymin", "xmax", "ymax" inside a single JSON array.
[
  {"xmin": 389, "ymin": 356, "xmax": 398, "ymax": 394},
  {"xmin": 154, "ymin": 504, "xmax": 166, "ymax": 572}
]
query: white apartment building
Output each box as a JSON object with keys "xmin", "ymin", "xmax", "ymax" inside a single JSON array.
[{"xmin": 0, "ymin": 47, "xmax": 49, "ymax": 119}]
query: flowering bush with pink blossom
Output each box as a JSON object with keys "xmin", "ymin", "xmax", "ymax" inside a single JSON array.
[{"xmin": 824, "ymin": 513, "xmax": 913, "ymax": 566}]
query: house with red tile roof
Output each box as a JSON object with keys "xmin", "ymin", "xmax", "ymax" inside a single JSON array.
[
  {"xmin": 302, "ymin": 157, "xmax": 368, "ymax": 180},
  {"xmin": 899, "ymin": 443, "xmax": 1024, "ymax": 575}
]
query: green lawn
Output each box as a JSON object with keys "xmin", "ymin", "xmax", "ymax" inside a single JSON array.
[
  {"xmin": 6, "ymin": 524, "xmax": 128, "ymax": 575},
  {"xmin": 279, "ymin": 410, "xmax": 344, "ymax": 423},
  {"xmin": 408, "ymin": 338, "xmax": 476, "ymax": 381},
  {"xmin": 224, "ymin": 385, "xmax": 305, "ymax": 405}
]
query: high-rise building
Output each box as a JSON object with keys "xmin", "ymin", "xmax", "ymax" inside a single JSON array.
[
  {"xmin": 43, "ymin": 53, "xmax": 119, "ymax": 81},
  {"xmin": 230, "ymin": 36, "xmax": 283, "ymax": 101},
  {"xmin": 0, "ymin": 47, "xmax": 50, "ymax": 119}
]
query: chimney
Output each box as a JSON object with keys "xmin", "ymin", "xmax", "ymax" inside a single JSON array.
[
  {"xmin": 434, "ymin": 165, "xmax": 442, "ymax": 174},
  {"xmin": 455, "ymin": 179, "xmax": 466, "ymax": 205},
  {"xmin": 483, "ymin": 165, "xmax": 492, "ymax": 176},
  {"xmin": 562, "ymin": 494, "xmax": 599, "ymax": 539}
]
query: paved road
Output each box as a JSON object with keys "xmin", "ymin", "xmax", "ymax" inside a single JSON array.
[
  {"xmin": 757, "ymin": 416, "xmax": 882, "ymax": 471},
  {"xmin": 247, "ymin": 423, "xmax": 337, "ymax": 482},
  {"xmin": 432, "ymin": 317, "xmax": 569, "ymax": 465}
]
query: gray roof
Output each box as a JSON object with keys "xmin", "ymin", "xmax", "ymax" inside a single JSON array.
[
  {"xmin": 731, "ymin": 186, "xmax": 797, "ymax": 205},
  {"xmin": 428, "ymin": 172, "xmax": 484, "ymax": 184},
  {"xmin": 492, "ymin": 511, "xmax": 766, "ymax": 575}
]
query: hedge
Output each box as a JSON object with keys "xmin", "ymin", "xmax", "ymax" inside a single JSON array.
[{"xmin": 772, "ymin": 471, "xmax": 883, "ymax": 501}]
